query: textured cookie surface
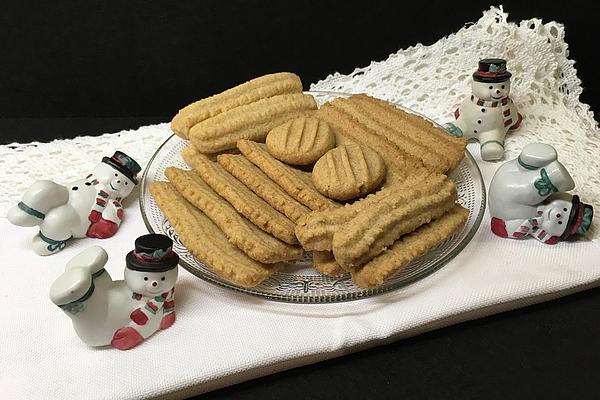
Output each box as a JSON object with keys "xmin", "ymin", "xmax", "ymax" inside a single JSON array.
[
  {"xmin": 312, "ymin": 143, "xmax": 386, "ymax": 201},
  {"xmin": 351, "ymin": 205, "xmax": 469, "ymax": 288},
  {"xmin": 266, "ymin": 117, "xmax": 335, "ymax": 165},
  {"xmin": 237, "ymin": 139, "xmax": 340, "ymax": 211},
  {"xmin": 171, "ymin": 72, "xmax": 303, "ymax": 139},
  {"xmin": 165, "ymin": 167, "xmax": 302, "ymax": 263},
  {"xmin": 149, "ymin": 182, "xmax": 278, "ymax": 287},
  {"xmin": 189, "ymin": 93, "xmax": 317, "ymax": 153}
]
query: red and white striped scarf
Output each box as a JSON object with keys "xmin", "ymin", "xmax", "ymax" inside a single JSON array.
[{"xmin": 470, "ymin": 95, "xmax": 515, "ymax": 128}]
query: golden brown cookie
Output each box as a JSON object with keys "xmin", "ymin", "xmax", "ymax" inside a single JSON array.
[
  {"xmin": 295, "ymin": 170, "xmax": 432, "ymax": 251},
  {"xmin": 217, "ymin": 154, "xmax": 311, "ymax": 222},
  {"xmin": 189, "ymin": 93, "xmax": 317, "ymax": 153},
  {"xmin": 189, "ymin": 152, "xmax": 298, "ymax": 244},
  {"xmin": 332, "ymin": 174, "xmax": 457, "ymax": 269},
  {"xmin": 265, "ymin": 117, "xmax": 335, "ymax": 165},
  {"xmin": 165, "ymin": 167, "xmax": 302, "ymax": 263},
  {"xmin": 312, "ymin": 251, "xmax": 346, "ymax": 277},
  {"xmin": 149, "ymin": 181, "xmax": 278, "ymax": 287},
  {"xmin": 237, "ymin": 139, "xmax": 340, "ymax": 211},
  {"xmin": 311, "ymin": 143, "xmax": 386, "ymax": 201},
  {"xmin": 171, "ymin": 72, "xmax": 303, "ymax": 139},
  {"xmin": 351, "ymin": 205, "xmax": 469, "ymax": 288}
]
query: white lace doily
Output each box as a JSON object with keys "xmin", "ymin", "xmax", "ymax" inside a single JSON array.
[{"xmin": 1, "ymin": 6, "xmax": 598, "ymax": 237}]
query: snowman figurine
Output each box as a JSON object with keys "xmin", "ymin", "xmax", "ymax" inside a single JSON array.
[
  {"xmin": 49, "ymin": 234, "xmax": 179, "ymax": 350},
  {"xmin": 7, "ymin": 151, "xmax": 141, "ymax": 256},
  {"xmin": 445, "ymin": 58, "xmax": 522, "ymax": 161},
  {"xmin": 489, "ymin": 143, "xmax": 593, "ymax": 244}
]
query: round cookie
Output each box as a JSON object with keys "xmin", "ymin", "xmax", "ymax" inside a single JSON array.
[
  {"xmin": 266, "ymin": 117, "xmax": 335, "ymax": 165},
  {"xmin": 312, "ymin": 143, "xmax": 386, "ymax": 201}
]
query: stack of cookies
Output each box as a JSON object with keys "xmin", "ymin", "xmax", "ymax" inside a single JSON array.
[{"xmin": 150, "ymin": 72, "xmax": 470, "ymax": 289}]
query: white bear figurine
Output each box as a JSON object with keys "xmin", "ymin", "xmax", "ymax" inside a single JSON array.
[
  {"xmin": 489, "ymin": 143, "xmax": 593, "ymax": 244},
  {"xmin": 50, "ymin": 234, "xmax": 179, "ymax": 350},
  {"xmin": 445, "ymin": 58, "xmax": 522, "ymax": 161},
  {"xmin": 7, "ymin": 151, "xmax": 141, "ymax": 256}
]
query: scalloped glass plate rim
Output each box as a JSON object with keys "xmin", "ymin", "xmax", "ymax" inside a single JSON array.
[{"xmin": 139, "ymin": 90, "xmax": 486, "ymax": 303}]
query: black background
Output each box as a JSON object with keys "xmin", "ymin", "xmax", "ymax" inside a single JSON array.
[{"xmin": 2, "ymin": 1, "xmax": 600, "ymax": 399}]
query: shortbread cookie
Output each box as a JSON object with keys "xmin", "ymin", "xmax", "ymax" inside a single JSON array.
[
  {"xmin": 171, "ymin": 72, "xmax": 303, "ymax": 139},
  {"xmin": 189, "ymin": 93, "xmax": 317, "ymax": 153},
  {"xmin": 217, "ymin": 154, "xmax": 311, "ymax": 222},
  {"xmin": 332, "ymin": 175, "xmax": 457, "ymax": 268},
  {"xmin": 266, "ymin": 117, "xmax": 335, "ymax": 165},
  {"xmin": 351, "ymin": 205, "xmax": 469, "ymax": 288},
  {"xmin": 295, "ymin": 170, "xmax": 432, "ymax": 251},
  {"xmin": 349, "ymin": 94, "xmax": 466, "ymax": 172},
  {"xmin": 315, "ymin": 102, "xmax": 424, "ymax": 178},
  {"xmin": 165, "ymin": 167, "xmax": 302, "ymax": 263},
  {"xmin": 312, "ymin": 251, "xmax": 346, "ymax": 277},
  {"xmin": 312, "ymin": 143, "xmax": 386, "ymax": 201},
  {"xmin": 189, "ymin": 152, "xmax": 298, "ymax": 244},
  {"xmin": 237, "ymin": 139, "xmax": 340, "ymax": 211},
  {"xmin": 149, "ymin": 182, "xmax": 278, "ymax": 287}
]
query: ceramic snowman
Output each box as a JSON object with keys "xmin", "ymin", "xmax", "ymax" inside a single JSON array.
[
  {"xmin": 50, "ymin": 234, "xmax": 179, "ymax": 350},
  {"xmin": 445, "ymin": 58, "xmax": 522, "ymax": 161},
  {"xmin": 489, "ymin": 143, "xmax": 593, "ymax": 244},
  {"xmin": 7, "ymin": 151, "xmax": 141, "ymax": 256}
]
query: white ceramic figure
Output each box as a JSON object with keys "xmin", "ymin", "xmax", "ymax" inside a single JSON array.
[
  {"xmin": 7, "ymin": 151, "xmax": 141, "ymax": 256},
  {"xmin": 50, "ymin": 234, "xmax": 179, "ymax": 350},
  {"xmin": 445, "ymin": 58, "xmax": 522, "ymax": 161},
  {"xmin": 489, "ymin": 143, "xmax": 593, "ymax": 244}
]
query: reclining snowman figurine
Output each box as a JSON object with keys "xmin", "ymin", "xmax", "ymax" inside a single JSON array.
[
  {"xmin": 489, "ymin": 143, "xmax": 593, "ymax": 244},
  {"xmin": 49, "ymin": 233, "xmax": 179, "ymax": 350},
  {"xmin": 7, "ymin": 151, "xmax": 141, "ymax": 256},
  {"xmin": 445, "ymin": 58, "xmax": 522, "ymax": 161}
]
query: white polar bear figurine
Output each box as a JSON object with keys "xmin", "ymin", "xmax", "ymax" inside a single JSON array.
[
  {"xmin": 488, "ymin": 143, "xmax": 593, "ymax": 244},
  {"xmin": 445, "ymin": 58, "xmax": 522, "ymax": 161},
  {"xmin": 49, "ymin": 234, "xmax": 179, "ymax": 350},
  {"xmin": 7, "ymin": 151, "xmax": 141, "ymax": 256}
]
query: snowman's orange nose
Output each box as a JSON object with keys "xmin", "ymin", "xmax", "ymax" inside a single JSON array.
[{"xmin": 152, "ymin": 281, "xmax": 158, "ymax": 287}]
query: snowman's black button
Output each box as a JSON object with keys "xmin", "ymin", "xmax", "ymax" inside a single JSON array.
[
  {"xmin": 477, "ymin": 120, "xmax": 482, "ymax": 124},
  {"xmin": 473, "ymin": 130, "xmax": 478, "ymax": 133},
  {"xmin": 85, "ymin": 182, "xmax": 91, "ymax": 186},
  {"xmin": 481, "ymin": 108, "xmax": 486, "ymax": 112},
  {"xmin": 71, "ymin": 186, "xmax": 78, "ymax": 191},
  {"xmin": 558, "ymin": 221, "xmax": 563, "ymax": 224}
]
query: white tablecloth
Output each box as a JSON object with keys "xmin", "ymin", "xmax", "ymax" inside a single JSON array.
[{"xmin": 2, "ymin": 6, "xmax": 599, "ymax": 400}]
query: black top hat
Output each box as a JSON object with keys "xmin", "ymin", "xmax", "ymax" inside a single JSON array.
[
  {"xmin": 473, "ymin": 58, "xmax": 512, "ymax": 83},
  {"xmin": 561, "ymin": 196, "xmax": 594, "ymax": 240},
  {"xmin": 102, "ymin": 151, "xmax": 142, "ymax": 185},
  {"xmin": 126, "ymin": 234, "xmax": 180, "ymax": 272}
]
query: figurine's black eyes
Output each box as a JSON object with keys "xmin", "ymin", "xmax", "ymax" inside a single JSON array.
[
  {"xmin": 144, "ymin": 277, "xmax": 148, "ymax": 281},
  {"xmin": 115, "ymin": 173, "xmax": 118, "ymax": 177},
  {"xmin": 501, "ymin": 85, "xmax": 505, "ymax": 89},
  {"xmin": 161, "ymin": 277, "xmax": 165, "ymax": 281},
  {"xmin": 85, "ymin": 182, "xmax": 91, "ymax": 186},
  {"xmin": 563, "ymin": 208, "xmax": 568, "ymax": 212},
  {"xmin": 488, "ymin": 85, "xmax": 493, "ymax": 89},
  {"xmin": 125, "ymin": 182, "xmax": 128, "ymax": 185}
]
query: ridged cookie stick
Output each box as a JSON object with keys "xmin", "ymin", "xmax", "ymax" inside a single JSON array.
[
  {"xmin": 149, "ymin": 182, "xmax": 278, "ymax": 287},
  {"xmin": 332, "ymin": 176, "xmax": 458, "ymax": 268},
  {"xmin": 217, "ymin": 154, "xmax": 311, "ymax": 223},
  {"xmin": 165, "ymin": 167, "xmax": 302, "ymax": 263},
  {"xmin": 171, "ymin": 72, "xmax": 303, "ymax": 139},
  {"xmin": 351, "ymin": 205, "xmax": 469, "ymax": 288},
  {"xmin": 237, "ymin": 139, "xmax": 340, "ymax": 211},
  {"xmin": 189, "ymin": 93, "xmax": 317, "ymax": 153},
  {"xmin": 190, "ymin": 152, "xmax": 298, "ymax": 244}
]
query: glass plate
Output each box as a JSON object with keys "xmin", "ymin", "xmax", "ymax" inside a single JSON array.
[{"xmin": 140, "ymin": 91, "xmax": 486, "ymax": 303}]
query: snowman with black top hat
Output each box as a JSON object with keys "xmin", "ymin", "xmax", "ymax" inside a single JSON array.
[
  {"xmin": 446, "ymin": 58, "xmax": 523, "ymax": 161},
  {"xmin": 50, "ymin": 234, "xmax": 179, "ymax": 350},
  {"xmin": 7, "ymin": 151, "xmax": 141, "ymax": 255}
]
